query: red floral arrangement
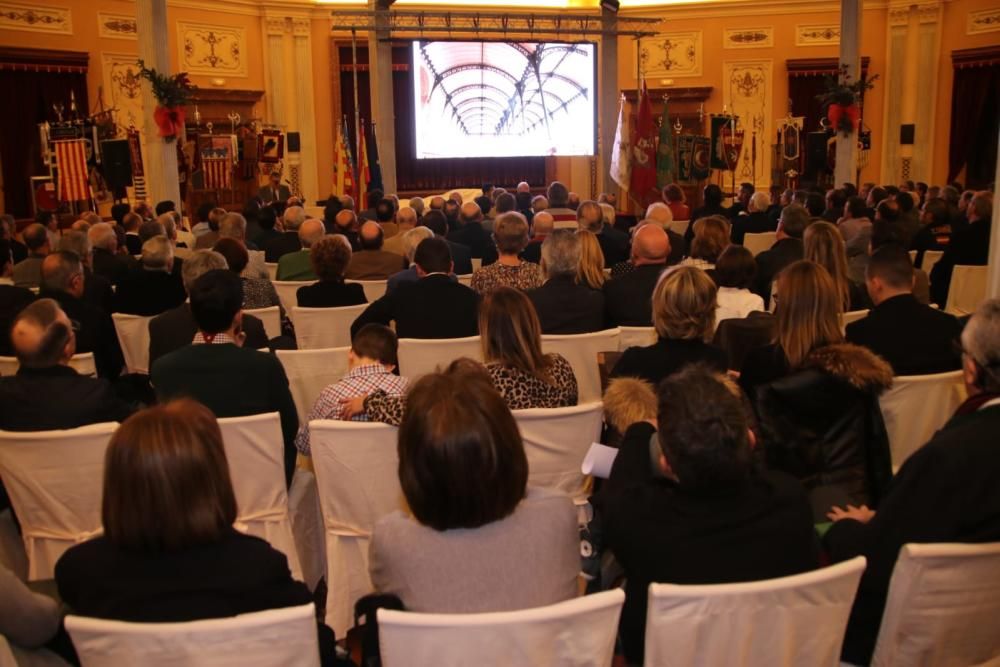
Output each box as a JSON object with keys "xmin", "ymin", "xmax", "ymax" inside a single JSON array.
[
  {"xmin": 136, "ymin": 59, "xmax": 196, "ymax": 142},
  {"xmin": 816, "ymin": 65, "xmax": 878, "ymax": 136}
]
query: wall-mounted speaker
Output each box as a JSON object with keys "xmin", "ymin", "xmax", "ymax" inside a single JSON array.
[
  {"xmin": 101, "ymin": 140, "xmax": 132, "ymax": 190},
  {"xmin": 287, "ymin": 132, "xmax": 301, "ymax": 153}
]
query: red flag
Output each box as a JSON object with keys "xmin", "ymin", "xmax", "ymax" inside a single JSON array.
[
  {"xmin": 202, "ymin": 158, "xmax": 231, "ymax": 190},
  {"xmin": 629, "ymin": 82, "xmax": 657, "ymax": 204},
  {"xmin": 54, "ymin": 139, "xmax": 90, "ymax": 202}
]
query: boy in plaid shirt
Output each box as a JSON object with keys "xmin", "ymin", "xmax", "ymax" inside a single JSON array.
[{"xmin": 294, "ymin": 323, "xmax": 407, "ymax": 455}]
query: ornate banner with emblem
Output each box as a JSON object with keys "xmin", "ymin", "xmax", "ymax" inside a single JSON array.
[
  {"xmin": 691, "ymin": 135, "xmax": 711, "ymax": 180},
  {"xmin": 677, "ymin": 135, "xmax": 694, "ymax": 181},
  {"xmin": 721, "ymin": 124, "xmax": 745, "ymax": 171}
]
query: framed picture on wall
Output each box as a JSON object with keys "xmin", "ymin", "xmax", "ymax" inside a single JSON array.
[{"xmin": 258, "ymin": 129, "xmax": 283, "ymax": 163}]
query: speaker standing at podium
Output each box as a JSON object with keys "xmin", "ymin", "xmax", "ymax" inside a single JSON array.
[{"xmin": 258, "ymin": 171, "xmax": 291, "ymax": 205}]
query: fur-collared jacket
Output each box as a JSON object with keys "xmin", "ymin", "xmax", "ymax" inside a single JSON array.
[{"xmin": 753, "ymin": 343, "xmax": 894, "ymax": 521}]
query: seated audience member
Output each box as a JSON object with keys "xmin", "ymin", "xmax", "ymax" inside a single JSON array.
[
  {"xmin": 382, "ymin": 206, "xmax": 418, "ymax": 256},
  {"xmin": 253, "ymin": 206, "xmax": 281, "ymax": 248},
  {"xmin": 728, "ymin": 182, "xmax": 754, "ymax": 220},
  {"xmin": 930, "ymin": 191, "xmax": 992, "ymax": 307},
  {"xmin": 804, "ymin": 221, "xmax": 870, "ymax": 311},
  {"xmin": 825, "ymin": 298, "xmax": 1000, "ymax": 665},
  {"xmin": 602, "ymin": 365, "xmax": 820, "ymax": 665},
  {"xmin": 531, "ymin": 195, "xmax": 549, "ymax": 215},
  {"xmin": 604, "ymin": 224, "xmax": 671, "ymax": 327},
  {"xmin": 115, "ymin": 236, "xmax": 186, "ymax": 316},
  {"xmin": 579, "ymin": 200, "xmax": 629, "ymax": 266},
  {"xmin": 39, "ymin": 251, "xmax": 123, "ymax": 379},
  {"xmin": 296, "ymin": 235, "xmax": 367, "ymax": 307},
  {"xmin": 276, "ymin": 218, "xmax": 325, "ymax": 281},
  {"xmin": 543, "ymin": 181, "xmax": 578, "ymax": 226},
  {"xmin": 122, "ymin": 212, "xmax": 145, "ymax": 255},
  {"xmin": 822, "ymin": 188, "xmax": 848, "ymax": 224},
  {"xmin": 768, "ymin": 188, "xmax": 793, "ymax": 228},
  {"xmin": 643, "ymin": 203, "xmax": 685, "ymax": 265},
  {"xmin": 521, "ymin": 211, "xmax": 554, "ymax": 264},
  {"xmin": 386, "ymin": 227, "xmax": 439, "ymax": 295},
  {"xmin": 662, "ymin": 183, "xmax": 690, "ymax": 222},
  {"xmin": 422, "ymin": 210, "xmax": 473, "ymax": 275},
  {"xmin": 576, "ymin": 229, "xmax": 606, "ymax": 290},
  {"xmin": 611, "ymin": 266, "xmax": 726, "ymax": 385},
  {"xmin": 58, "ymin": 230, "xmax": 113, "ymax": 316},
  {"xmin": 752, "ymin": 203, "xmax": 810, "ymax": 308},
  {"xmin": 910, "ymin": 197, "xmax": 952, "ymax": 267},
  {"xmin": 189, "ymin": 202, "xmax": 214, "ymax": 238},
  {"xmin": 447, "ymin": 201, "xmax": 498, "ymax": 265},
  {"xmin": 0, "ymin": 299, "xmax": 133, "ymax": 430},
  {"xmin": 846, "ymin": 244, "xmax": 962, "ymax": 375},
  {"xmin": 471, "ymin": 212, "xmax": 543, "ymax": 294},
  {"xmin": 740, "ymin": 261, "xmax": 893, "ymax": 519},
  {"xmin": 373, "ymin": 198, "xmax": 399, "ymax": 239},
  {"xmin": 0, "ymin": 214, "xmax": 28, "ymax": 264},
  {"xmin": 54, "ymin": 400, "xmax": 338, "ymax": 665},
  {"xmin": 351, "ymin": 237, "xmax": 478, "ymax": 339},
  {"xmin": 13, "ymin": 223, "xmax": 50, "ymax": 288},
  {"xmin": 714, "ymin": 245, "xmax": 764, "ymax": 325},
  {"xmin": 218, "ymin": 212, "xmax": 266, "ymax": 276},
  {"xmin": 0, "ymin": 240, "xmax": 35, "ymax": 356},
  {"xmin": 344, "ymin": 221, "xmax": 406, "ymax": 280},
  {"xmin": 0, "ymin": 561, "xmax": 65, "ymax": 663},
  {"xmin": 680, "ymin": 216, "xmax": 730, "ymax": 272},
  {"xmin": 192, "ymin": 208, "xmax": 225, "ymax": 250},
  {"xmin": 214, "ymin": 238, "xmax": 282, "ymax": 311},
  {"xmin": 730, "ymin": 192, "xmax": 774, "ymax": 245},
  {"xmin": 263, "ymin": 206, "xmax": 306, "ymax": 262},
  {"xmin": 89, "ymin": 222, "xmax": 136, "ymax": 287},
  {"xmin": 686, "ymin": 184, "xmax": 727, "ymax": 246},
  {"xmin": 149, "ymin": 251, "xmax": 268, "ymax": 365},
  {"xmin": 294, "ymin": 324, "xmax": 407, "ymax": 455},
  {"xmin": 332, "ymin": 209, "xmax": 361, "ymax": 251},
  {"xmin": 151, "ymin": 270, "xmax": 298, "ymax": 484},
  {"xmin": 838, "ymin": 196, "xmax": 872, "ymax": 245},
  {"xmin": 527, "ymin": 230, "xmax": 604, "ymax": 334},
  {"xmin": 369, "ymin": 361, "xmax": 579, "ymax": 612},
  {"xmin": 894, "ymin": 189, "xmax": 921, "ymax": 246}
]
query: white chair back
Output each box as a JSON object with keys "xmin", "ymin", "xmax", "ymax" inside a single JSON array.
[
  {"xmin": 879, "ymin": 370, "xmax": 966, "ymax": 471},
  {"xmin": 176, "ymin": 230, "xmax": 195, "ymax": 248},
  {"xmin": 471, "ymin": 257, "xmax": 483, "ymax": 272},
  {"xmin": 272, "ymin": 280, "xmax": 314, "ymax": 315},
  {"xmin": 66, "ymin": 603, "xmax": 320, "ymax": 667},
  {"xmin": 264, "ymin": 262, "xmax": 278, "ymax": 281},
  {"xmin": 275, "ymin": 347, "xmax": 350, "ymax": 424},
  {"xmin": 397, "ymin": 336, "xmax": 482, "ymax": 379},
  {"xmin": 541, "ymin": 329, "xmax": 621, "ymax": 403},
  {"xmin": 111, "ymin": 313, "xmax": 152, "ymax": 375},
  {"xmin": 378, "ymin": 588, "xmax": 624, "ymax": 667},
  {"xmin": 292, "ymin": 305, "xmax": 366, "ymax": 350},
  {"xmin": 667, "ymin": 219, "xmax": 689, "ymax": 236},
  {"xmin": 743, "ymin": 231, "xmax": 777, "ymax": 256},
  {"xmin": 0, "ymin": 357, "xmax": 16, "ymax": 377},
  {"xmin": 216, "ymin": 413, "xmax": 302, "ymax": 581},
  {"xmin": 908, "ymin": 249, "xmax": 918, "ymax": 265},
  {"xmin": 871, "ymin": 542, "xmax": 1000, "ymax": 667},
  {"xmin": 244, "ymin": 306, "xmax": 281, "ymax": 340},
  {"xmin": 513, "ymin": 402, "xmax": 603, "ymax": 505},
  {"xmin": 346, "ymin": 279, "xmax": 388, "ymax": 302},
  {"xmin": 619, "ymin": 326, "xmax": 658, "ymax": 350},
  {"xmin": 946, "ymin": 265, "xmax": 988, "ymax": 316},
  {"xmin": 309, "ymin": 420, "xmax": 405, "ymax": 636},
  {"xmin": 644, "ymin": 557, "xmax": 867, "ymax": 666},
  {"xmin": 456, "ymin": 273, "xmax": 472, "ymax": 287},
  {"xmin": 840, "ymin": 309, "xmax": 870, "ymax": 332},
  {"xmin": 0, "ymin": 353, "xmax": 96, "ymax": 377},
  {"xmin": 0, "ymin": 422, "xmax": 117, "ymax": 580},
  {"xmin": 921, "ymin": 249, "xmax": 944, "ymax": 275}
]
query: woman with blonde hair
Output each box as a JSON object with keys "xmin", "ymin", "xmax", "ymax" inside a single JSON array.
[
  {"xmin": 739, "ymin": 260, "xmax": 892, "ymax": 520},
  {"xmin": 610, "ymin": 266, "xmax": 727, "ymax": 385},
  {"xmin": 803, "ymin": 221, "xmax": 869, "ymax": 311},
  {"xmin": 576, "ymin": 229, "xmax": 606, "ymax": 289},
  {"xmin": 681, "ymin": 216, "xmax": 731, "ymax": 270}
]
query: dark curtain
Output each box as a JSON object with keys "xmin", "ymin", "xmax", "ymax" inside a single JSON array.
[
  {"xmin": 788, "ymin": 75, "xmax": 829, "ymax": 135},
  {"xmin": 339, "ymin": 45, "xmax": 545, "ymax": 193},
  {"xmin": 948, "ymin": 65, "xmax": 1000, "ymax": 188},
  {"xmin": 0, "ymin": 68, "xmax": 88, "ymax": 218}
]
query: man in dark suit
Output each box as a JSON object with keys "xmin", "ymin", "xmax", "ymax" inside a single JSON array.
[
  {"xmin": 731, "ymin": 192, "xmax": 777, "ymax": 245},
  {"xmin": 39, "ymin": 251, "xmax": 124, "ymax": 379},
  {"xmin": 447, "ymin": 202, "xmax": 498, "ymax": 266},
  {"xmin": 351, "ymin": 237, "xmax": 478, "ymax": 339},
  {"xmin": 257, "ymin": 170, "xmax": 292, "ymax": 205},
  {"xmin": 0, "ymin": 214, "xmax": 27, "ymax": 264},
  {"xmin": 578, "ymin": 201, "xmax": 628, "ymax": 267},
  {"xmin": 122, "ymin": 212, "xmax": 144, "ymax": 256},
  {"xmin": 58, "ymin": 230, "xmax": 114, "ymax": 315},
  {"xmin": 825, "ymin": 297, "xmax": 1000, "ymax": 666},
  {"xmin": 686, "ymin": 184, "xmax": 728, "ymax": 247},
  {"xmin": 929, "ymin": 191, "xmax": 992, "ymax": 307},
  {"xmin": 263, "ymin": 206, "xmax": 306, "ymax": 262},
  {"xmin": 527, "ymin": 230, "xmax": 604, "ymax": 334},
  {"xmin": 847, "ymin": 244, "xmax": 962, "ymax": 376},
  {"xmin": 89, "ymin": 222, "xmax": 137, "ymax": 287},
  {"xmin": 344, "ymin": 221, "xmax": 406, "ymax": 280},
  {"xmin": 752, "ymin": 203, "xmax": 810, "ymax": 308},
  {"xmin": 0, "ymin": 239, "xmax": 35, "ymax": 356},
  {"xmin": 423, "ymin": 211, "xmax": 472, "ymax": 275},
  {"xmin": 114, "ymin": 237, "xmax": 186, "ymax": 317},
  {"xmin": 148, "ymin": 250, "xmax": 269, "ymax": 366},
  {"xmin": 521, "ymin": 211, "xmax": 553, "ymax": 264},
  {"xmin": 604, "ymin": 224, "xmax": 671, "ymax": 327},
  {"xmin": 644, "ymin": 203, "xmax": 686, "ymax": 264},
  {"xmin": 151, "ymin": 269, "xmax": 298, "ymax": 485}
]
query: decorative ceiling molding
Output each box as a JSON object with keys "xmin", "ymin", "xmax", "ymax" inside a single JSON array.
[
  {"xmin": 967, "ymin": 8, "xmax": 1000, "ymax": 35},
  {"xmin": 795, "ymin": 24, "xmax": 840, "ymax": 46},
  {"xmin": 724, "ymin": 27, "xmax": 773, "ymax": 49},
  {"xmin": 0, "ymin": 2, "xmax": 71, "ymax": 35},
  {"xmin": 887, "ymin": 1, "xmax": 940, "ymax": 26},
  {"xmin": 98, "ymin": 13, "xmax": 137, "ymax": 40}
]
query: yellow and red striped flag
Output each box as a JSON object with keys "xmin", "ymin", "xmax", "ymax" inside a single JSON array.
[
  {"xmin": 203, "ymin": 157, "xmax": 231, "ymax": 190},
  {"xmin": 333, "ymin": 116, "xmax": 355, "ymax": 197},
  {"xmin": 54, "ymin": 139, "xmax": 90, "ymax": 202},
  {"xmin": 357, "ymin": 119, "xmax": 371, "ymax": 205}
]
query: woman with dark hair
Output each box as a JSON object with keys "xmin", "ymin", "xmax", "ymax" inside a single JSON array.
[
  {"xmin": 213, "ymin": 237, "xmax": 282, "ymax": 311},
  {"xmin": 369, "ymin": 361, "xmax": 579, "ymax": 611},
  {"xmin": 662, "ymin": 184, "xmax": 690, "ymax": 222},
  {"xmin": 686, "ymin": 184, "xmax": 728, "ymax": 246},
  {"xmin": 680, "ymin": 216, "xmax": 731, "ymax": 271},
  {"xmin": 296, "ymin": 235, "xmax": 367, "ymax": 308},
  {"xmin": 55, "ymin": 400, "xmax": 338, "ymax": 663},
  {"xmin": 714, "ymin": 244, "xmax": 764, "ymax": 325}
]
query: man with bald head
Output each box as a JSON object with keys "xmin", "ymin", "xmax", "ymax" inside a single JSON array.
[
  {"xmin": 13, "ymin": 223, "xmax": 51, "ymax": 288},
  {"xmin": 643, "ymin": 202, "xmax": 685, "ymax": 264},
  {"xmin": 276, "ymin": 218, "xmax": 326, "ymax": 280},
  {"xmin": 345, "ymin": 220, "xmax": 406, "ymax": 280},
  {"xmin": 522, "ymin": 211, "xmax": 554, "ymax": 263},
  {"xmin": 263, "ymin": 205, "xmax": 307, "ymax": 262},
  {"xmin": 333, "ymin": 209, "xmax": 361, "ymax": 250},
  {"xmin": 383, "ymin": 206, "xmax": 418, "ymax": 257},
  {"xmin": 578, "ymin": 200, "xmax": 629, "ymax": 266},
  {"xmin": 446, "ymin": 200, "xmax": 498, "ymax": 265},
  {"xmin": 604, "ymin": 223, "xmax": 672, "ymax": 327}
]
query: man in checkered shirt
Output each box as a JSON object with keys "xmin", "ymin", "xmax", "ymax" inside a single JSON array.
[{"xmin": 294, "ymin": 323, "xmax": 407, "ymax": 455}]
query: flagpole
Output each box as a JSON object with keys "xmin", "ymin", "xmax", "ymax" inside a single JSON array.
[{"xmin": 351, "ymin": 29, "xmax": 361, "ymax": 199}]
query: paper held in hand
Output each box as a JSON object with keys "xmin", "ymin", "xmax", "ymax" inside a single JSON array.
[{"xmin": 581, "ymin": 442, "xmax": 619, "ymax": 479}]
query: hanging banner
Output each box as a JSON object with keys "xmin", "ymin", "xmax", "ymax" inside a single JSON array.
[
  {"xmin": 691, "ymin": 136, "xmax": 711, "ymax": 180},
  {"xmin": 709, "ymin": 116, "xmax": 733, "ymax": 169}
]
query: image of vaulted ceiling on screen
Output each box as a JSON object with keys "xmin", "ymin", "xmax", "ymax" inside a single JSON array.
[{"xmin": 412, "ymin": 40, "xmax": 596, "ymax": 159}]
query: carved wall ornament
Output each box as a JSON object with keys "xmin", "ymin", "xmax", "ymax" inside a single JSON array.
[
  {"xmin": 0, "ymin": 2, "xmax": 71, "ymax": 34},
  {"xmin": 723, "ymin": 59, "xmax": 773, "ymax": 187},
  {"xmin": 724, "ymin": 27, "xmax": 773, "ymax": 49},
  {"xmin": 98, "ymin": 13, "xmax": 136, "ymax": 40},
  {"xmin": 638, "ymin": 31, "xmax": 703, "ymax": 79},
  {"xmin": 796, "ymin": 24, "xmax": 841, "ymax": 46},
  {"xmin": 102, "ymin": 53, "xmax": 146, "ymax": 134},
  {"xmin": 177, "ymin": 21, "xmax": 247, "ymax": 78},
  {"xmin": 967, "ymin": 8, "xmax": 1000, "ymax": 35},
  {"xmin": 888, "ymin": 3, "xmax": 941, "ymax": 26}
]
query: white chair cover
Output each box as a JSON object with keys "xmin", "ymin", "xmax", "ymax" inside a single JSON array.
[
  {"xmin": 908, "ymin": 250, "xmax": 918, "ymax": 265},
  {"xmin": 308, "ymin": 420, "xmax": 404, "ymax": 637},
  {"xmin": 272, "ymin": 280, "xmax": 315, "ymax": 315},
  {"xmin": 541, "ymin": 329, "xmax": 621, "ymax": 403},
  {"xmin": 216, "ymin": 413, "xmax": 303, "ymax": 582},
  {"xmin": 275, "ymin": 347, "xmax": 350, "ymax": 424},
  {"xmin": 378, "ymin": 588, "xmax": 624, "ymax": 667},
  {"xmin": 65, "ymin": 603, "xmax": 320, "ymax": 667},
  {"xmin": 921, "ymin": 249, "xmax": 944, "ymax": 276},
  {"xmin": 287, "ymin": 469, "xmax": 326, "ymax": 592},
  {"xmin": 346, "ymin": 279, "xmax": 388, "ymax": 302},
  {"xmin": 292, "ymin": 305, "xmax": 367, "ymax": 350},
  {"xmin": 471, "ymin": 258, "xmax": 483, "ymax": 272},
  {"xmin": 667, "ymin": 219, "xmax": 689, "ymax": 236},
  {"xmin": 243, "ymin": 306, "xmax": 281, "ymax": 340},
  {"xmin": 0, "ymin": 354, "xmax": 96, "ymax": 377},
  {"xmin": 878, "ymin": 370, "xmax": 966, "ymax": 471},
  {"xmin": 264, "ymin": 262, "xmax": 278, "ymax": 281},
  {"xmin": 397, "ymin": 336, "xmax": 482, "ymax": 379},
  {"xmin": 743, "ymin": 231, "xmax": 777, "ymax": 256},
  {"xmin": 619, "ymin": 326, "xmax": 658, "ymax": 350},
  {"xmin": 176, "ymin": 230, "xmax": 195, "ymax": 248},
  {"xmin": 513, "ymin": 403, "xmax": 604, "ymax": 506},
  {"xmin": 946, "ymin": 265, "xmax": 988, "ymax": 316},
  {"xmin": 552, "ymin": 220, "xmax": 578, "ymax": 230},
  {"xmin": 840, "ymin": 309, "xmax": 870, "ymax": 332},
  {"xmin": 456, "ymin": 274, "xmax": 472, "ymax": 287},
  {"xmin": 871, "ymin": 542, "xmax": 1000, "ymax": 667},
  {"xmin": 645, "ymin": 556, "xmax": 867, "ymax": 667},
  {"xmin": 0, "ymin": 357, "xmax": 16, "ymax": 376},
  {"xmin": 111, "ymin": 313, "xmax": 152, "ymax": 375},
  {"xmin": 0, "ymin": 423, "xmax": 117, "ymax": 581}
]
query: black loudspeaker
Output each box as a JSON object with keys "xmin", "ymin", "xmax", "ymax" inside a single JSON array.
[
  {"xmin": 287, "ymin": 132, "xmax": 301, "ymax": 153},
  {"xmin": 805, "ymin": 132, "xmax": 829, "ymax": 176},
  {"xmin": 101, "ymin": 140, "xmax": 133, "ymax": 189},
  {"xmin": 900, "ymin": 124, "xmax": 915, "ymax": 145}
]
